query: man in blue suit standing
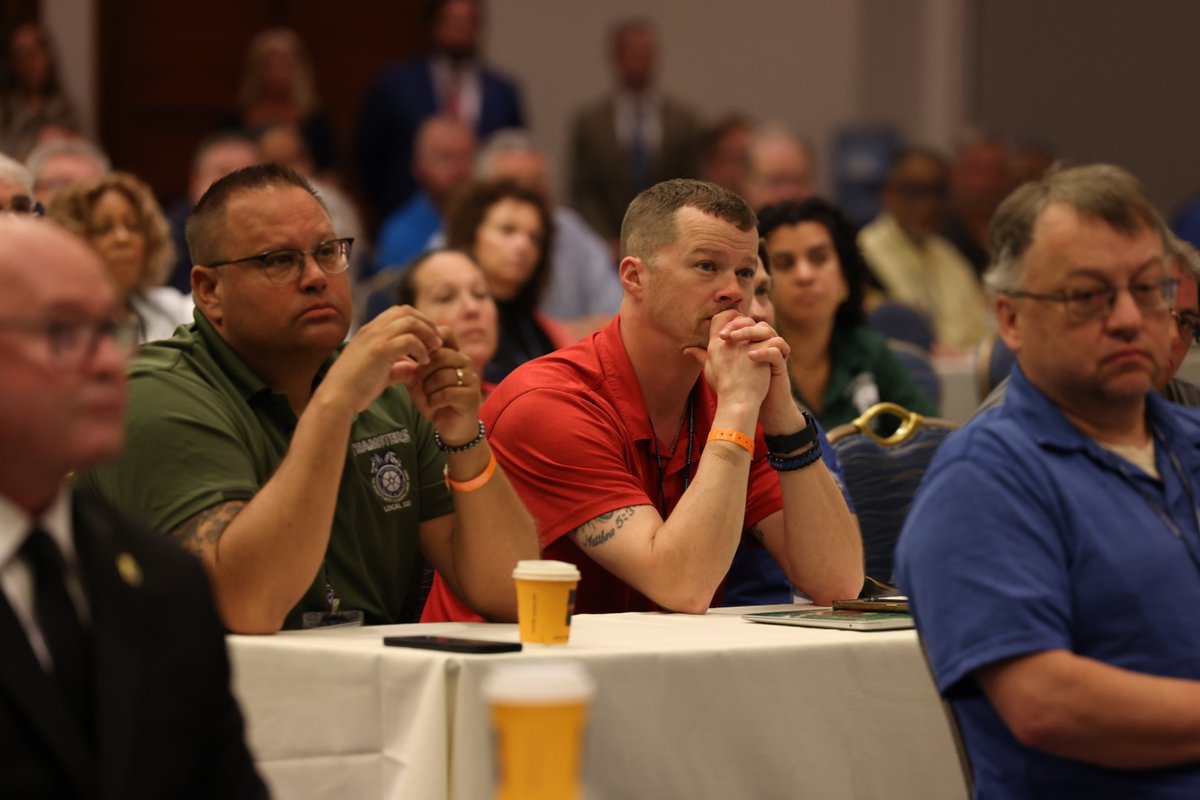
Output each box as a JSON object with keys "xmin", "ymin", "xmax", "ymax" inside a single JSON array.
[{"xmin": 356, "ymin": 0, "xmax": 524, "ymax": 221}]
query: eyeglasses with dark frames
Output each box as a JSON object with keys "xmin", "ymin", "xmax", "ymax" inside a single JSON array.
[
  {"xmin": 0, "ymin": 316, "xmax": 138, "ymax": 369},
  {"xmin": 0, "ymin": 194, "xmax": 43, "ymax": 216},
  {"xmin": 1172, "ymin": 309, "xmax": 1200, "ymax": 346},
  {"xmin": 207, "ymin": 237, "xmax": 354, "ymax": 284},
  {"xmin": 1004, "ymin": 277, "xmax": 1179, "ymax": 323}
]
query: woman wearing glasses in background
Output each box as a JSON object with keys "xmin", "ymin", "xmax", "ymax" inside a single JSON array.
[{"xmin": 47, "ymin": 172, "xmax": 193, "ymax": 344}]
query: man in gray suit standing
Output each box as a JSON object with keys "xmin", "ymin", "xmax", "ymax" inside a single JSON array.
[{"xmin": 567, "ymin": 19, "xmax": 703, "ymax": 256}]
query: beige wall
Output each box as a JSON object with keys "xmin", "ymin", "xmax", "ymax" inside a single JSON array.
[
  {"xmin": 976, "ymin": 0, "xmax": 1200, "ymax": 213},
  {"xmin": 487, "ymin": 0, "xmax": 968, "ymax": 198}
]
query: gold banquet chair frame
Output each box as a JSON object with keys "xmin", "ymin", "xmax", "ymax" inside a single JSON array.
[{"xmin": 827, "ymin": 402, "xmax": 958, "ymax": 582}]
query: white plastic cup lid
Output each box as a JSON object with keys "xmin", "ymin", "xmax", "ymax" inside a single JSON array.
[
  {"xmin": 483, "ymin": 660, "xmax": 595, "ymax": 704},
  {"xmin": 512, "ymin": 559, "xmax": 581, "ymax": 582}
]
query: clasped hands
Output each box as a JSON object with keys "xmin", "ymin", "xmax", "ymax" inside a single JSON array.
[
  {"xmin": 688, "ymin": 309, "xmax": 804, "ymax": 435},
  {"xmin": 321, "ymin": 305, "xmax": 481, "ymax": 445}
]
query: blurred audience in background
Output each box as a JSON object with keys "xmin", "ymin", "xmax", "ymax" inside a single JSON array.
[
  {"xmin": 47, "ymin": 171, "xmax": 192, "ymax": 344},
  {"xmin": 859, "ymin": 147, "xmax": 990, "ymax": 352},
  {"xmin": 567, "ymin": 18, "xmax": 702, "ymax": 255},
  {"xmin": 356, "ymin": 0, "xmax": 525, "ymax": 221},
  {"xmin": 761, "ymin": 198, "xmax": 936, "ymax": 429},
  {"xmin": 225, "ymin": 27, "xmax": 340, "ymax": 186},
  {"xmin": 371, "ymin": 115, "xmax": 476, "ymax": 278},
  {"xmin": 25, "ymin": 137, "xmax": 108, "ymax": 206},
  {"xmin": 699, "ymin": 113, "xmax": 755, "ymax": 200},
  {"xmin": 477, "ymin": 128, "xmax": 620, "ymax": 337},
  {"xmin": 445, "ymin": 178, "xmax": 571, "ymax": 384},
  {"xmin": 0, "ymin": 22, "xmax": 80, "ymax": 160},
  {"xmin": 941, "ymin": 133, "xmax": 1008, "ymax": 278},
  {"xmin": 163, "ymin": 132, "xmax": 262, "ymax": 293},
  {"xmin": 0, "ymin": 150, "xmax": 35, "ymax": 213},
  {"xmin": 744, "ymin": 124, "xmax": 815, "ymax": 211}
]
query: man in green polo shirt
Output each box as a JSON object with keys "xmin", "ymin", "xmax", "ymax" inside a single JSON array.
[{"xmin": 82, "ymin": 163, "xmax": 537, "ymax": 633}]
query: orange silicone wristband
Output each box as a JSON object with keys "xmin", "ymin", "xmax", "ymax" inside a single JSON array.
[
  {"xmin": 444, "ymin": 451, "xmax": 498, "ymax": 492},
  {"xmin": 707, "ymin": 428, "xmax": 754, "ymax": 454}
]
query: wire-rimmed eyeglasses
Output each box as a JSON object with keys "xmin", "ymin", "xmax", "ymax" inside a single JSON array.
[{"xmin": 207, "ymin": 237, "xmax": 354, "ymax": 284}]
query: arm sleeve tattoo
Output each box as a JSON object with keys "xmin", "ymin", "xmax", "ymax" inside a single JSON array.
[
  {"xmin": 574, "ymin": 506, "xmax": 636, "ymax": 548},
  {"xmin": 168, "ymin": 500, "xmax": 248, "ymax": 557}
]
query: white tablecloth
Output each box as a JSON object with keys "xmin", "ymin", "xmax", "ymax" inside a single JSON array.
[{"xmin": 228, "ymin": 607, "xmax": 969, "ymax": 800}]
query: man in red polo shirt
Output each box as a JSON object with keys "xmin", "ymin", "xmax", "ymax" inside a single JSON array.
[{"xmin": 424, "ymin": 179, "xmax": 862, "ymax": 618}]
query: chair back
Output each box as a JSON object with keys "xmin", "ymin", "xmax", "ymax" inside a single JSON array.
[
  {"xmin": 975, "ymin": 333, "xmax": 1016, "ymax": 400},
  {"xmin": 827, "ymin": 402, "xmax": 957, "ymax": 581},
  {"xmin": 887, "ymin": 338, "xmax": 941, "ymax": 411},
  {"xmin": 867, "ymin": 302, "xmax": 935, "ymax": 352}
]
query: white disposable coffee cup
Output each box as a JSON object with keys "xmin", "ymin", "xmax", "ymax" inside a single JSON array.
[{"xmin": 512, "ymin": 560, "xmax": 581, "ymax": 644}]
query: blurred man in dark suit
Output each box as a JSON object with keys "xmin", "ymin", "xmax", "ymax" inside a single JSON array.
[
  {"xmin": 356, "ymin": 0, "xmax": 524, "ymax": 220},
  {"xmin": 567, "ymin": 19, "xmax": 702, "ymax": 255},
  {"xmin": 0, "ymin": 217, "xmax": 266, "ymax": 799}
]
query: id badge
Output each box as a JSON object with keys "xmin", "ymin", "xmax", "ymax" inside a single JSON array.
[{"xmin": 301, "ymin": 610, "xmax": 366, "ymax": 629}]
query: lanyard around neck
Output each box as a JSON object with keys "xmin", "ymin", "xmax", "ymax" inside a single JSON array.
[
  {"xmin": 1113, "ymin": 430, "xmax": 1200, "ymax": 578},
  {"xmin": 652, "ymin": 389, "xmax": 695, "ymax": 519}
]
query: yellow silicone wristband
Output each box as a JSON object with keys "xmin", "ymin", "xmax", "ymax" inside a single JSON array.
[
  {"xmin": 444, "ymin": 451, "xmax": 498, "ymax": 492},
  {"xmin": 707, "ymin": 428, "xmax": 754, "ymax": 455}
]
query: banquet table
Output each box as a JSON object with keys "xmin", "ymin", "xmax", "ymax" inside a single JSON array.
[{"xmin": 228, "ymin": 606, "xmax": 970, "ymax": 800}]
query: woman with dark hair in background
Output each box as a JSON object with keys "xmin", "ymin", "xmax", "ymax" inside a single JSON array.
[
  {"xmin": 444, "ymin": 178, "xmax": 572, "ymax": 384},
  {"xmin": 0, "ymin": 22, "xmax": 80, "ymax": 160},
  {"xmin": 47, "ymin": 171, "xmax": 192, "ymax": 344},
  {"xmin": 759, "ymin": 198, "xmax": 936, "ymax": 428}
]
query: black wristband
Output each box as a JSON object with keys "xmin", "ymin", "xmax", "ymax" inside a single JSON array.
[
  {"xmin": 433, "ymin": 420, "xmax": 486, "ymax": 453},
  {"xmin": 768, "ymin": 437, "xmax": 823, "ymax": 471},
  {"xmin": 763, "ymin": 411, "xmax": 818, "ymax": 455}
]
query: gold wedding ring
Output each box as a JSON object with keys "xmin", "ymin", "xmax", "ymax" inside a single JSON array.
[{"xmin": 455, "ymin": 367, "xmax": 465, "ymax": 386}]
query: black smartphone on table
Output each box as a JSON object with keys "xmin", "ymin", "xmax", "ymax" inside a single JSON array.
[{"xmin": 383, "ymin": 635, "xmax": 522, "ymax": 654}]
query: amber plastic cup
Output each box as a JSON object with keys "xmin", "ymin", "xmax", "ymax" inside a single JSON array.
[
  {"xmin": 483, "ymin": 660, "xmax": 595, "ymax": 800},
  {"xmin": 512, "ymin": 560, "xmax": 581, "ymax": 644}
]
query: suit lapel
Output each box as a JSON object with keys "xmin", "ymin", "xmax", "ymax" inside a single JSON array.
[
  {"xmin": 0, "ymin": 586, "xmax": 95, "ymax": 795},
  {"xmin": 73, "ymin": 493, "xmax": 144, "ymax": 800}
]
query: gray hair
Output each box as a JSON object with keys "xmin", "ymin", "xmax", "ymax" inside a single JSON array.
[
  {"xmin": 1167, "ymin": 230, "xmax": 1200, "ymax": 282},
  {"xmin": 475, "ymin": 127, "xmax": 540, "ymax": 178},
  {"xmin": 25, "ymin": 138, "xmax": 111, "ymax": 181},
  {"xmin": 0, "ymin": 152, "xmax": 33, "ymax": 193},
  {"xmin": 983, "ymin": 163, "xmax": 1169, "ymax": 294}
]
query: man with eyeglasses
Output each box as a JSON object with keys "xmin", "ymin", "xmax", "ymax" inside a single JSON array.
[
  {"xmin": 0, "ymin": 217, "xmax": 266, "ymax": 797},
  {"xmin": 82, "ymin": 163, "xmax": 538, "ymax": 633},
  {"xmin": 896, "ymin": 164, "xmax": 1200, "ymax": 798},
  {"xmin": 0, "ymin": 151, "xmax": 41, "ymax": 216}
]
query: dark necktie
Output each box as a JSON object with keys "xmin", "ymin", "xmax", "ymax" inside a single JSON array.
[
  {"xmin": 629, "ymin": 102, "xmax": 651, "ymax": 194},
  {"xmin": 22, "ymin": 527, "xmax": 94, "ymax": 739}
]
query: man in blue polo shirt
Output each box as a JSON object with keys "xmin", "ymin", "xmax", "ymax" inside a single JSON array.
[{"xmin": 896, "ymin": 164, "xmax": 1200, "ymax": 798}]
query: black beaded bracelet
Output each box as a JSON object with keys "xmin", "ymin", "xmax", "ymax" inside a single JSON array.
[
  {"xmin": 433, "ymin": 420, "xmax": 487, "ymax": 453},
  {"xmin": 767, "ymin": 438, "xmax": 823, "ymax": 472}
]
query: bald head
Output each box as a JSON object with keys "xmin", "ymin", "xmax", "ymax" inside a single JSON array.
[
  {"xmin": 0, "ymin": 217, "xmax": 125, "ymax": 511},
  {"xmin": 0, "ymin": 216, "xmax": 111, "ymax": 310},
  {"xmin": 745, "ymin": 127, "xmax": 814, "ymax": 211},
  {"xmin": 414, "ymin": 115, "xmax": 477, "ymax": 204}
]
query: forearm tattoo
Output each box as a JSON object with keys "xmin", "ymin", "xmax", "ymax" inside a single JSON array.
[
  {"xmin": 168, "ymin": 500, "xmax": 247, "ymax": 556},
  {"xmin": 576, "ymin": 507, "xmax": 635, "ymax": 548}
]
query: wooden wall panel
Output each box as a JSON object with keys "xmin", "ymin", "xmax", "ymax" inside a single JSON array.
[{"xmin": 97, "ymin": 0, "xmax": 425, "ymax": 204}]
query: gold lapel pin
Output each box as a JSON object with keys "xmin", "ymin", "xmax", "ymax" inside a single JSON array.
[{"xmin": 116, "ymin": 553, "xmax": 143, "ymax": 587}]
